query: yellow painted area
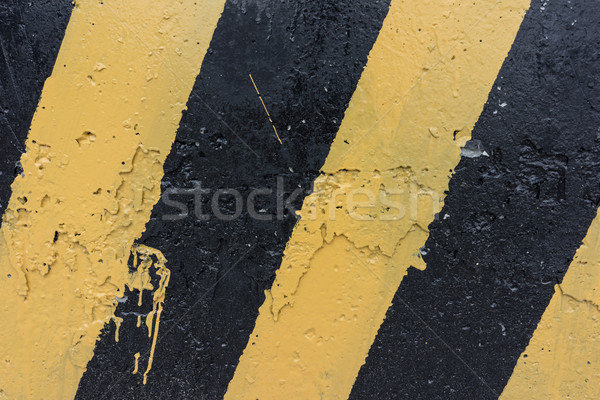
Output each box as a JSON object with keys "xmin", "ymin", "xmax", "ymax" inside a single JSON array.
[
  {"xmin": 129, "ymin": 244, "xmax": 171, "ymax": 385},
  {"xmin": 501, "ymin": 211, "xmax": 600, "ymax": 400},
  {"xmin": 113, "ymin": 315, "xmax": 123, "ymax": 342},
  {"xmin": 132, "ymin": 353, "xmax": 141, "ymax": 375},
  {"xmin": 226, "ymin": 1, "xmax": 529, "ymax": 399},
  {"xmin": 0, "ymin": 1, "xmax": 225, "ymax": 399}
]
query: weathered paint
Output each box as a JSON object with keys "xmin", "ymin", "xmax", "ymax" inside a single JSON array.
[
  {"xmin": 500, "ymin": 209, "xmax": 600, "ymax": 399},
  {"xmin": 350, "ymin": 0, "xmax": 600, "ymax": 397},
  {"xmin": 2, "ymin": 0, "xmax": 600, "ymax": 398},
  {"xmin": 76, "ymin": 1, "xmax": 392, "ymax": 398},
  {"xmin": 0, "ymin": 1, "xmax": 224, "ymax": 398},
  {"xmin": 0, "ymin": 0, "xmax": 73, "ymax": 218},
  {"xmin": 225, "ymin": 0, "xmax": 528, "ymax": 398}
]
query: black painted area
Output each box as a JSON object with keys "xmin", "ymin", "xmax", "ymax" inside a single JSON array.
[
  {"xmin": 76, "ymin": 1, "xmax": 390, "ymax": 399},
  {"xmin": 350, "ymin": 1, "xmax": 600, "ymax": 399},
  {"xmin": 0, "ymin": 0, "xmax": 72, "ymax": 218}
]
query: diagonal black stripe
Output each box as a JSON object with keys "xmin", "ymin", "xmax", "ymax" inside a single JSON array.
[
  {"xmin": 350, "ymin": 0, "xmax": 600, "ymax": 399},
  {"xmin": 76, "ymin": 0, "xmax": 391, "ymax": 398},
  {"xmin": 0, "ymin": 0, "xmax": 73, "ymax": 221}
]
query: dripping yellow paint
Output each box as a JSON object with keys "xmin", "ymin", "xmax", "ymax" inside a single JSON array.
[
  {"xmin": 226, "ymin": 0, "xmax": 529, "ymax": 399},
  {"xmin": 128, "ymin": 244, "xmax": 171, "ymax": 385},
  {"xmin": 0, "ymin": 0, "xmax": 225, "ymax": 399},
  {"xmin": 132, "ymin": 353, "xmax": 141, "ymax": 375}
]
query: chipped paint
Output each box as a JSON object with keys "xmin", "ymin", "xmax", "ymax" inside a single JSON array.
[
  {"xmin": 0, "ymin": 0, "xmax": 225, "ymax": 398},
  {"xmin": 225, "ymin": 0, "xmax": 529, "ymax": 399},
  {"xmin": 501, "ymin": 209, "xmax": 600, "ymax": 399}
]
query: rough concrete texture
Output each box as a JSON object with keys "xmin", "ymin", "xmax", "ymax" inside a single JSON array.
[{"xmin": 0, "ymin": 0, "xmax": 599, "ymax": 399}]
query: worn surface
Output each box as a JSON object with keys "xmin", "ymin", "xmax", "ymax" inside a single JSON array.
[
  {"xmin": 350, "ymin": 0, "xmax": 600, "ymax": 398},
  {"xmin": 225, "ymin": 0, "xmax": 527, "ymax": 398},
  {"xmin": 0, "ymin": 0, "xmax": 73, "ymax": 219},
  {"xmin": 501, "ymin": 210, "xmax": 600, "ymax": 399},
  {"xmin": 76, "ymin": 1, "xmax": 391, "ymax": 398},
  {"xmin": 1, "ymin": 0, "xmax": 600, "ymax": 399},
  {"xmin": 0, "ymin": 0, "xmax": 224, "ymax": 398}
]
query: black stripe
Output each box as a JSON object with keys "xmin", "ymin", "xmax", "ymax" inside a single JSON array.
[
  {"xmin": 0, "ymin": 0, "xmax": 72, "ymax": 221},
  {"xmin": 350, "ymin": 0, "xmax": 600, "ymax": 399},
  {"xmin": 76, "ymin": 0, "xmax": 390, "ymax": 398}
]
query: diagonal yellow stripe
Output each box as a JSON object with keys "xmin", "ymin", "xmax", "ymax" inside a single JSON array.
[
  {"xmin": 0, "ymin": 1, "xmax": 225, "ymax": 399},
  {"xmin": 501, "ymin": 209, "xmax": 600, "ymax": 399},
  {"xmin": 225, "ymin": 1, "xmax": 529, "ymax": 399}
]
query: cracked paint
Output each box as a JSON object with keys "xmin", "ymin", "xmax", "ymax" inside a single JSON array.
[
  {"xmin": 0, "ymin": 0, "xmax": 225, "ymax": 398},
  {"xmin": 225, "ymin": 0, "xmax": 529, "ymax": 399}
]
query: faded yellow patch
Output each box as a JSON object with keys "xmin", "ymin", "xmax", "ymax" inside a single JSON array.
[
  {"xmin": 501, "ymin": 211, "xmax": 600, "ymax": 400},
  {"xmin": 0, "ymin": 1, "xmax": 224, "ymax": 399},
  {"xmin": 225, "ymin": 0, "xmax": 529, "ymax": 399}
]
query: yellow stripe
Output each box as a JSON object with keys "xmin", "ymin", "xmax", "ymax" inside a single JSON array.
[
  {"xmin": 500, "ymin": 210, "xmax": 600, "ymax": 399},
  {"xmin": 0, "ymin": 1, "xmax": 224, "ymax": 399},
  {"xmin": 225, "ymin": 1, "xmax": 529, "ymax": 399}
]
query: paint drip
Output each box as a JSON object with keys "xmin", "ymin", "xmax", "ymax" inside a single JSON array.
[{"xmin": 121, "ymin": 244, "xmax": 171, "ymax": 385}]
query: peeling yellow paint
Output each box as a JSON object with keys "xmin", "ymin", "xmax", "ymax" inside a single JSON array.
[
  {"xmin": 0, "ymin": 0, "xmax": 225, "ymax": 399},
  {"xmin": 226, "ymin": 1, "xmax": 529, "ymax": 399},
  {"xmin": 501, "ymin": 210, "xmax": 600, "ymax": 400}
]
